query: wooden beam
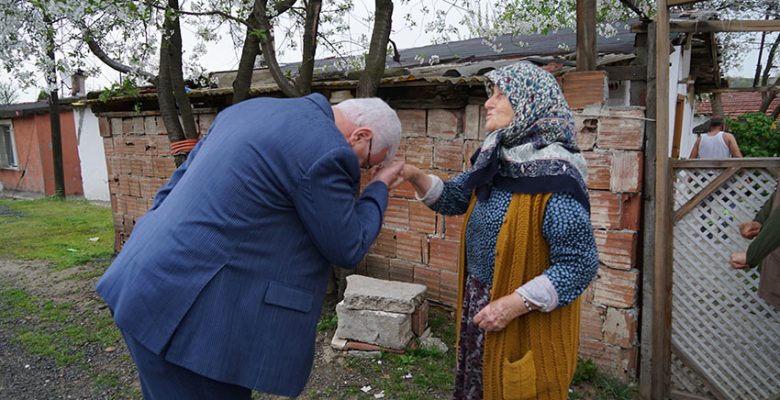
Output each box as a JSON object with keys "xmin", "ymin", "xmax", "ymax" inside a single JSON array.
[
  {"xmin": 671, "ymin": 158, "xmax": 780, "ymax": 168},
  {"xmin": 699, "ymin": 85, "xmax": 780, "ymax": 93},
  {"xmin": 576, "ymin": 0, "xmax": 597, "ymax": 71},
  {"xmin": 652, "ymin": 0, "xmax": 673, "ymax": 398},
  {"xmin": 671, "ymin": 19, "xmax": 780, "ymax": 33},
  {"xmin": 667, "ymin": 0, "xmax": 707, "ymax": 6},
  {"xmin": 601, "ymin": 65, "xmax": 647, "ymax": 81},
  {"xmin": 672, "ymin": 95, "xmax": 685, "ymax": 158},
  {"xmin": 671, "ymin": 341, "xmax": 730, "ymax": 400}
]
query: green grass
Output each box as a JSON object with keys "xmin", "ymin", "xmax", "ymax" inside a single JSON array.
[
  {"xmin": 0, "ymin": 197, "xmax": 114, "ymax": 269},
  {"xmin": 571, "ymin": 358, "xmax": 638, "ymax": 400}
]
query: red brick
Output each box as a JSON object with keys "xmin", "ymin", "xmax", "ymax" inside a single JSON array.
[
  {"xmin": 580, "ymin": 338, "xmax": 637, "ymax": 381},
  {"xmin": 388, "ymin": 258, "xmax": 418, "ymax": 283},
  {"xmin": 478, "ymin": 106, "xmax": 489, "ymax": 140},
  {"xmin": 574, "ymin": 115, "xmax": 597, "ymax": 150},
  {"xmin": 197, "ymin": 113, "xmax": 214, "ymax": 135},
  {"xmin": 427, "ymin": 109, "xmax": 462, "ymax": 139},
  {"xmin": 594, "ymin": 230, "xmax": 637, "ymax": 270},
  {"xmin": 365, "ymin": 254, "xmax": 390, "ymax": 280},
  {"xmin": 433, "ymin": 138, "xmax": 464, "ymax": 171},
  {"xmin": 385, "ymin": 198, "xmax": 410, "ymax": 229},
  {"xmin": 99, "ymin": 117, "xmax": 112, "ymax": 138},
  {"xmin": 440, "ymin": 271, "xmax": 460, "ymax": 306},
  {"xmin": 443, "ymin": 214, "xmax": 465, "ymax": 240},
  {"xmin": 580, "ymin": 301, "xmax": 605, "ymax": 341},
  {"xmin": 398, "ymin": 110, "xmax": 427, "ymax": 137},
  {"xmin": 154, "ymin": 157, "xmax": 176, "ymax": 179},
  {"xmin": 603, "ymin": 308, "xmax": 638, "ymax": 348},
  {"xmin": 414, "ymin": 267, "xmax": 441, "ymax": 301},
  {"xmin": 590, "ymin": 191, "xmax": 621, "ymax": 229},
  {"xmin": 412, "ymin": 300, "xmax": 429, "ymax": 336},
  {"xmin": 464, "ymin": 105, "xmax": 480, "ymax": 140},
  {"xmin": 610, "ymin": 151, "xmax": 643, "ymax": 193},
  {"xmin": 122, "ymin": 118, "xmax": 134, "ymax": 135},
  {"xmin": 409, "ymin": 202, "xmax": 437, "ymax": 234},
  {"xmin": 592, "ymin": 266, "xmax": 639, "ymax": 308},
  {"xmin": 396, "ymin": 231, "xmax": 426, "ymax": 263},
  {"xmin": 155, "ymin": 116, "xmax": 167, "ymax": 135},
  {"xmin": 584, "ymin": 151, "xmax": 612, "ymax": 190},
  {"xmin": 429, "ymin": 237, "xmax": 460, "ymax": 273},
  {"xmin": 562, "ymin": 71, "xmax": 607, "ymax": 109},
  {"xmin": 371, "ymin": 229, "xmax": 397, "ymax": 258},
  {"xmin": 144, "ymin": 117, "xmax": 157, "ymax": 135},
  {"xmin": 620, "ymin": 194, "xmax": 641, "ymax": 230},
  {"xmin": 132, "ymin": 117, "xmax": 145, "ymax": 135},
  {"xmin": 598, "ymin": 115, "xmax": 644, "ymax": 150},
  {"xmin": 463, "ymin": 140, "xmax": 481, "ymax": 167},
  {"xmin": 390, "ymin": 180, "xmax": 416, "ymax": 199},
  {"xmin": 110, "ymin": 118, "xmax": 123, "ymax": 138},
  {"xmin": 404, "ymin": 137, "xmax": 434, "ymax": 168}
]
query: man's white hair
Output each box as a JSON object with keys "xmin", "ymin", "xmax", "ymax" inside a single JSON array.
[{"xmin": 334, "ymin": 98, "xmax": 401, "ymax": 162}]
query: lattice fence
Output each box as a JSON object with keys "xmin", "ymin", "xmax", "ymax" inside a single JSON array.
[{"xmin": 671, "ymin": 166, "xmax": 780, "ymax": 400}]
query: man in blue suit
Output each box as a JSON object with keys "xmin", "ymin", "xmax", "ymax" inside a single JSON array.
[{"xmin": 96, "ymin": 93, "xmax": 404, "ymax": 399}]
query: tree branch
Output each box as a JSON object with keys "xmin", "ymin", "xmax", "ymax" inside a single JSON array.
[
  {"xmin": 253, "ymin": 0, "xmax": 302, "ymax": 97},
  {"xmin": 295, "ymin": 0, "xmax": 322, "ymax": 95},
  {"xmin": 84, "ymin": 32, "xmax": 158, "ymax": 85},
  {"xmin": 357, "ymin": 0, "xmax": 393, "ymax": 97}
]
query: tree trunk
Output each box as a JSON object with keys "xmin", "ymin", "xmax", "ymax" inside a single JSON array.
[
  {"xmin": 156, "ymin": 0, "xmax": 198, "ymax": 166},
  {"xmin": 232, "ymin": 0, "xmax": 299, "ymax": 103},
  {"xmin": 710, "ymin": 93, "xmax": 724, "ymax": 117},
  {"xmin": 356, "ymin": 0, "xmax": 393, "ymax": 98},
  {"xmin": 253, "ymin": 0, "xmax": 302, "ymax": 97},
  {"xmin": 44, "ymin": 14, "xmax": 65, "ymax": 198},
  {"xmin": 753, "ymin": 29, "xmax": 767, "ymax": 88},
  {"xmin": 760, "ymin": 32, "xmax": 780, "ymax": 89},
  {"xmin": 232, "ymin": 17, "xmax": 262, "ymax": 104},
  {"xmin": 295, "ymin": 0, "xmax": 322, "ymax": 95}
]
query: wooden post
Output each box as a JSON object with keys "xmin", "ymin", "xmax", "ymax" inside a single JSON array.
[
  {"xmin": 652, "ymin": 1, "xmax": 673, "ymax": 398},
  {"xmin": 576, "ymin": 0, "xmax": 597, "ymax": 71}
]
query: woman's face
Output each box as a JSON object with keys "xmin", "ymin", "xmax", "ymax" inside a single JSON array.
[{"xmin": 484, "ymin": 86, "xmax": 514, "ymax": 131}]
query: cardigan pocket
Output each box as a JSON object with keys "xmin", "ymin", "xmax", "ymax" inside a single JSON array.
[{"xmin": 502, "ymin": 350, "xmax": 537, "ymax": 400}]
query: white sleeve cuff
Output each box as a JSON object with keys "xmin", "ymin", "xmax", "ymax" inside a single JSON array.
[
  {"xmin": 515, "ymin": 275, "xmax": 559, "ymax": 312},
  {"xmin": 416, "ymin": 175, "xmax": 444, "ymax": 207}
]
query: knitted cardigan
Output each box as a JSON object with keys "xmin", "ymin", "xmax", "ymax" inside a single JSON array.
[{"xmin": 456, "ymin": 193, "xmax": 580, "ymax": 400}]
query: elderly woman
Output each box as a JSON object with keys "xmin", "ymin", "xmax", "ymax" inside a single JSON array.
[{"xmin": 403, "ymin": 62, "xmax": 599, "ymax": 399}]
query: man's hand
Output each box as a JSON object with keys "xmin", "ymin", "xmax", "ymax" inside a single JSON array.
[
  {"xmin": 730, "ymin": 252, "xmax": 749, "ymax": 270},
  {"xmin": 739, "ymin": 221, "xmax": 762, "ymax": 239},
  {"xmin": 372, "ymin": 161, "xmax": 405, "ymax": 189},
  {"xmin": 473, "ymin": 294, "xmax": 528, "ymax": 332}
]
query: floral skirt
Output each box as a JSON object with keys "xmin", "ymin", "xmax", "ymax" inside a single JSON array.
[{"xmin": 453, "ymin": 274, "xmax": 491, "ymax": 400}]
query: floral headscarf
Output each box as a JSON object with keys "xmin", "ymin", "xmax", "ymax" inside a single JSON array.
[{"xmin": 463, "ymin": 62, "xmax": 590, "ymax": 210}]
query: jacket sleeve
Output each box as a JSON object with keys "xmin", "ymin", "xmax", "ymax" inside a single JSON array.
[
  {"xmin": 747, "ymin": 202, "xmax": 780, "ymax": 266},
  {"xmin": 753, "ymin": 193, "xmax": 775, "ymax": 225},
  {"xmin": 292, "ymin": 147, "xmax": 388, "ymax": 268}
]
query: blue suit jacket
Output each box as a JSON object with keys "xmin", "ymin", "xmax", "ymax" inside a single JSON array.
[{"xmin": 96, "ymin": 94, "xmax": 388, "ymax": 396}]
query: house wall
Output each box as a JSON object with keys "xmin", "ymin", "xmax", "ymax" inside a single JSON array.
[
  {"xmin": 98, "ymin": 95, "xmax": 644, "ymax": 381},
  {"xmin": 74, "ymin": 106, "xmax": 110, "ymax": 201},
  {"xmin": 0, "ymin": 112, "xmax": 82, "ymax": 196}
]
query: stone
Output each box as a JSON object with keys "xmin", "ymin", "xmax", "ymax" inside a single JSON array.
[
  {"xmin": 347, "ymin": 350, "xmax": 382, "ymax": 359},
  {"xmin": 335, "ymin": 302, "xmax": 414, "ymax": 350},
  {"xmin": 330, "ymin": 335, "xmax": 348, "ymax": 350},
  {"xmin": 419, "ymin": 335, "xmax": 448, "ymax": 354},
  {"xmin": 342, "ymin": 275, "xmax": 427, "ymax": 314}
]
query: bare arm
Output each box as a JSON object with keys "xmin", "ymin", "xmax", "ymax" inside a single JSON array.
[
  {"xmin": 689, "ymin": 135, "xmax": 701, "ymax": 159},
  {"xmin": 401, "ymin": 165, "xmax": 433, "ymax": 197},
  {"xmin": 725, "ymin": 133, "xmax": 743, "ymax": 158}
]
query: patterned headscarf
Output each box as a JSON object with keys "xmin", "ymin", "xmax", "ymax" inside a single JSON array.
[{"xmin": 463, "ymin": 62, "xmax": 590, "ymax": 210}]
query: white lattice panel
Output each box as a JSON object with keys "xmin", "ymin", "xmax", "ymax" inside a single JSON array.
[
  {"xmin": 672, "ymin": 168, "xmax": 780, "ymax": 400},
  {"xmin": 671, "ymin": 353, "xmax": 714, "ymax": 398}
]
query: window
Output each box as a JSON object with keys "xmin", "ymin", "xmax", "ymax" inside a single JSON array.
[{"xmin": 0, "ymin": 121, "xmax": 18, "ymax": 169}]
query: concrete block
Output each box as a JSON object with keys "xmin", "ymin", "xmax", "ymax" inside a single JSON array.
[
  {"xmin": 335, "ymin": 301, "xmax": 414, "ymax": 350},
  {"xmin": 342, "ymin": 275, "xmax": 427, "ymax": 313}
]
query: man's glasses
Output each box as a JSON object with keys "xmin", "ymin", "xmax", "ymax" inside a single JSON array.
[{"xmin": 364, "ymin": 138, "xmax": 374, "ymax": 169}]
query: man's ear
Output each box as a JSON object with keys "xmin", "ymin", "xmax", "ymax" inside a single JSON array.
[{"xmin": 353, "ymin": 127, "xmax": 374, "ymax": 142}]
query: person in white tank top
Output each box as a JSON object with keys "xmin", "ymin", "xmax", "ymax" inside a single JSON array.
[{"xmin": 690, "ymin": 117, "xmax": 743, "ymax": 159}]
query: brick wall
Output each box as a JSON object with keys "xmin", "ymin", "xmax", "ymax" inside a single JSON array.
[
  {"xmin": 97, "ymin": 111, "xmax": 214, "ymax": 249},
  {"xmin": 98, "ymin": 98, "xmax": 644, "ymax": 381}
]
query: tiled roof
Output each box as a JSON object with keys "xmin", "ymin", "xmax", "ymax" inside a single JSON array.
[{"xmin": 696, "ymin": 91, "xmax": 780, "ymax": 119}]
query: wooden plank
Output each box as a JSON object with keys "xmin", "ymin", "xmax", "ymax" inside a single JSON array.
[
  {"xmin": 672, "ymin": 95, "xmax": 685, "ymax": 158},
  {"xmin": 667, "ymin": 0, "xmax": 707, "ymax": 6},
  {"xmin": 671, "ymin": 20, "xmax": 780, "ymax": 33},
  {"xmin": 671, "ymin": 341, "xmax": 730, "ymax": 400},
  {"xmin": 561, "ymin": 70, "xmax": 607, "ymax": 109},
  {"xmin": 576, "ymin": 0, "xmax": 597, "ymax": 71},
  {"xmin": 652, "ymin": 1, "xmax": 673, "ymax": 398},
  {"xmin": 673, "ymin": 166, "xmax": 740, "ymax": 222},
  {"xmin": 671, "ymin": 158, "xmax": 780, "ymax": 169},
  {"xmin": 670, "ymin": 390, "xmax": 719, "ymax": 400},
  {"xmin": 602, "ymin": 65, "xmax": 648, "ymax": 81},
  {"xmin": 701, "ymin": 86, "xmax": 780, "ymax": 94}
]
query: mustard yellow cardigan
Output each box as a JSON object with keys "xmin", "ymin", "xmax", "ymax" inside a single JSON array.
[{"xmin": 456, "ymin": 193, "xmax": 581, "ymax": 400}]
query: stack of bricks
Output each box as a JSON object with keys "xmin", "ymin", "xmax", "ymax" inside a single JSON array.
[
  {"xmin": 355, "ymin": 103, "xmax": 644, "ymax": 381},
  {"xmin": 97, "ymin": 111, "xmax": 214, "ymax": 250}
]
